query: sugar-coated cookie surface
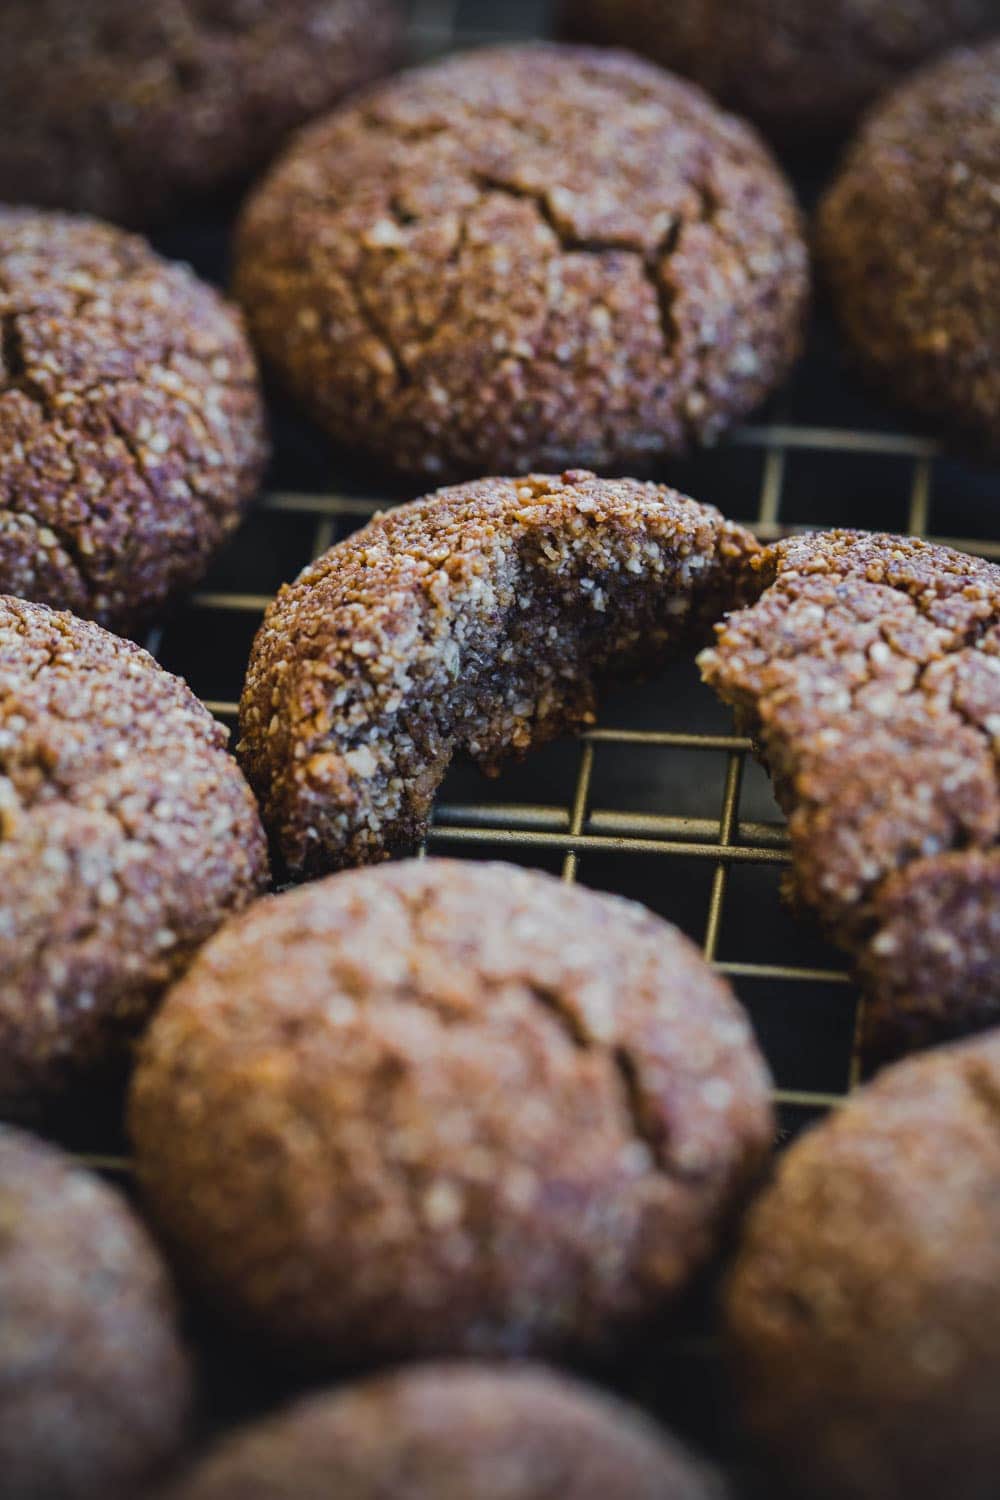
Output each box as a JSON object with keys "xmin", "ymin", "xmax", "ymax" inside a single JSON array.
[
  {"xmin": 699, "ymin": 529, "xmax": 1000, "ymax": 1060},
  {"xmin": 560, "ymin": 0, "xmax": 997, "ymax": 143},
  {"xmin": 726, "ymin": 1031, "xmax": 1000, "ymax": 1500},
  {"xmin": 0, "ymin": 209, "xmax": 267, "ymax": 629},
  {"xmin": 0, "ymin": 596, "xmax": 269, "ymax": 1119},
  {"xmin": 0, "ymin": 1126, "xmax": 192, "ymax": 1500},
  {"xmin": 163, "ymin": 1363, "xmax": 726, "ymax": 1500},
  {"xmin": 0, "ymin": 0, "xmax": 402, "ymax": 226},
  {"xmin": 130, "ymin": 859, "xmax": 773, "ymax": 1371},
  {"xmin": 239, "ymin": 470, "xmax": 761, "ymax": 877},
  {"xmin": 818, "ymin": 39, "xmax": 1000, "ymax": 454},
  {"xmin": 234, "ymin": 44, "xmax": 808, "ymax": 479}
]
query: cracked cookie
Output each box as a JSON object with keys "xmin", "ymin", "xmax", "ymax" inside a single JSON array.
[
  {"xmin": 0, "ymin": 0, "xmax": 401, "ymax": 227},
  {"xmin": 0, "ymin": 209, "xmax": 267, "ymax": 631},
  {"xmin": 233, "ymin": 44, "xmax": 808, "ymax": 480},
  {"xmin": 238, "ymin": 469, "xmax": 761, "ymax": 878},
  {"xmin": 0, "ymin": 1125, "xmax": 192, "ymax": 1500},
  {"xmin": 725, "ymin": 1031, "xmax": 1000, "ymax": 1500},
  {"xmin": 129, "ymin": 859, "xmax": 773, "ymax": 1370},
  {"xmin": 818, "ymin": 40, "xmax": 1000, "ymax": 455},
  {"xmin": 559, "ymin": 0, "xmax": 997, "ymax": 145},
  {"xmin": 698, "ymin": 529, "xmax": 1000, "ymax": 1060},
  {"xmin": 163, "ymin": 1362, "xmax": 725, "ymax": 1500},
  {"xmin": 0, "ymin": 595, "xmax": 269, "ymax": 1121}
]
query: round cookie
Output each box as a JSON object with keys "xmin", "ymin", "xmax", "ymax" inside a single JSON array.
[
  {"xmin": 239, "ymin": 470, "xmax": 761, "ymax": 877},
  {"xmin": 818, "ymin": 40, "xmax": 1000, "ymax": 454},
  {"xmin": 725, "ymin": 1030, "xmax": 1000, "ymax": 1500},
  {"xmin": 0, "ymin": 0, "xmax": 401, "ymax": 227},
  {"xmin": 163, "ymin": 1363, "xmax": 724, "ymax": 1500},
  {"xmin": 129, "ymin": 859, "xmax": 774, "ymax": 1369},
  {"xmin": 698, "ymin": 529, "xmax": 1000, "ymax": 1060},
  {"xmin": 233, "ymin": 45, "xmax": 808, "ymax": 480},
  {"xmin": 0, "ymin": 1125, "xmax": 192, "ymax": 1500},
  {"xmin": 559, "ymin": 0, "xmax": 997, "ymax": 145},
  {"xmin": 0, "ymin": 209, "xmax": 267, "ymax": 630},
  {"xmin": 0, "ymin": 595, "xmax": 269, "ymax": 1120}
]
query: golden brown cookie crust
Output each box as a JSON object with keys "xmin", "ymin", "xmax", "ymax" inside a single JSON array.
[
  {"xmin": 238, "ymin": 469, "xmax": 761, "ymax": 877},
  {"xmin": 818, "ymin": 40, "xmax": 1000, "ymax": 454},
  {"xmin": 130, "ymin": 859, "xmax": 773, "ymax": 1370},
  {"xmin": 0, "ymin": 1126, "xmax": 192, "ymax": 1500},
  {"xmin": 163, "ymin": 1363, "xmax": 725, "ymax": 1500},
  {"xmin": 234, "ymin": 44, "xmax": 808, "ymax": 480},
  {"xmin": 0, "ymin": 595, "xmax": 269, "ymax": 1119},
  {"xmin": 0, "ymin": 0, "xmax": 402, "ymax": 227},
  {"xmin": 725, "ymin": 1031, "xmax": 1000, "ymax": 1500},
  {"xmin": 699, "ymin": 529, "xmax": 1000, "ymax": 1060},
  {"xmin": 0, "ymin": 209, "xmax": 267, "ymax": 629}
]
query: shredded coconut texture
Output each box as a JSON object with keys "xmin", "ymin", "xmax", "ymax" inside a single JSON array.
[
  {"xmin": 699, "ymin": 529, "xmax": 1000, "ymax": 1060},
  {"xmin": 130, "ymin": 859, "xmax": 773, "ymax": 1371},
  {"xmin": 238, "ymin": 469, "xmax": 761, "ymax": 877},
  {"xmin": 234, "ymin": 43, "xmax": 808, "ymax": 479}
]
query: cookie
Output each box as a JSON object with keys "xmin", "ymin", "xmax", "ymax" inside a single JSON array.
[
  {"xmin": 725, "ymin": 1030, "xmax": 1000, "ymax": 1500},
  {"xmin": 0, "ymin": 0, "xmax": 401, "ymax": 227},
  {"xmin": 0, "ymin": 1125, "xmax": 192, "ymax": 1500},
  {"xmin": 560, "ymin": 0, "xmax": 997, "ymax": 145},
  {"xmin": 0, "ymin": 208, "xmax": 267, "ymax": 630},
  {"xmin": 233, "ymin": 44, "xmax": 808, "ymax": 480},
  {"xmin": 0, "ymin": 596, "xmax": 268, "ymax": 1120},
  {"xmin": 129, "ymin": 859, "xmax": 773, "ymax": 1370},
  {"xmin": 699, "ymin": 530, "xmax": 1000, "ymax": 1060},
  {"xmin": 163, "ymin": 1362, "xmax": 724, "ymax": 1500},
  {"xmin": 818, "ymin": 40, "xmax": 1000, "ymax": 454},
  {"xmin": 239, "ymin": 470, "xmax": 760, "ymax": 877}
]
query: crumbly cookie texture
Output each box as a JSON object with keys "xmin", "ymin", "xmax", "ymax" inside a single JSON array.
[
  {"xmin": 163, "ymin": 1363, "xmax": 726, "ymax": 1500},
  {"xmin": 725, "ymin": 1031, "xmax": 1000, "ymax": 1500},
  {"xmin": 238, "ymin": 470, "xmax": 760, "ymax": 877},
  {"xmin": 0, "ymin": 0, "xmax": 401, "ymax": 227},
  {"xmin": 699, "ymin": 529, "xmax": 1000, "ymax": 1060},
  {"xmin": 818, "ymin": 40, "xmax": 1000, "ymax": 454},
  {"xmin": 0, "ymin": 595, "xmax": 269, "ymax": 1119},
  {"xmin": 0, "ymin": 1126, "xmax": 192, "ymax": 1500},
  {"xmin": 129, "ymin": 860, "xmax": 773, "ymax": 1370},
  {"xmin": 559, "ymin": 0, "xmax": 996, "ymax": 144},
  {"xmin": 0, "ymin": 208, "xmax": 267, "ymax": 630},
  {"xmin": 234, "ymin": 44, "xmax": 808, "ymax": 480}
]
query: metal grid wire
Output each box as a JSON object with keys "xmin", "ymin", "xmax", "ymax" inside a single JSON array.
[
  {"xmin": 64, "ymin": 0, "xmax": 1000, "ymax": 1463},
  {"xmin": 131, "ymin": 0, "xmax": 998, "ymax": 1151}
]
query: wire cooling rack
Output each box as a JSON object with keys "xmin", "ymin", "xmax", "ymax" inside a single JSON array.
[{"xmin": 76, "ymin": 0, "xmax": 1000, "ymax": 1473}]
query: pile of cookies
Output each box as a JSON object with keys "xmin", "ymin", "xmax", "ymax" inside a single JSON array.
[{"xmin": 0, "ymin": 2, "xmax": 997, "ymax": 1497}]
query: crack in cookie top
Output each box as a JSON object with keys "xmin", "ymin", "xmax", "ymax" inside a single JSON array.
[
  {"xmin": 234, "ymin": 44, "xmax": 808, "ymax": 479},
  {"xmin": 699, "ymin": 529, "xmax": 1000, "ymax": 1059},
  {"xmin": 0, "ymin": 208, "xmax": 267, "ymax": 630},
  {"xmin": 130, "ymin": 859, "xmax": 773, "ymax": 1368}
]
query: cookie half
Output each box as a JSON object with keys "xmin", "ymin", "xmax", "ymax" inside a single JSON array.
[
  {"xmin": 239, "ymin": 469, "xmax": 760, "ymax": 876},
  {"xmin": 699, "ymin": 529, "xmax": 1000, "ymax": 1060}
]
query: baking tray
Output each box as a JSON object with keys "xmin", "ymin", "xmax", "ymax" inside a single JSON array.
[{"xmin": 70, "ymin": 0, "xmax": 1000, "ymax": 1485}]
